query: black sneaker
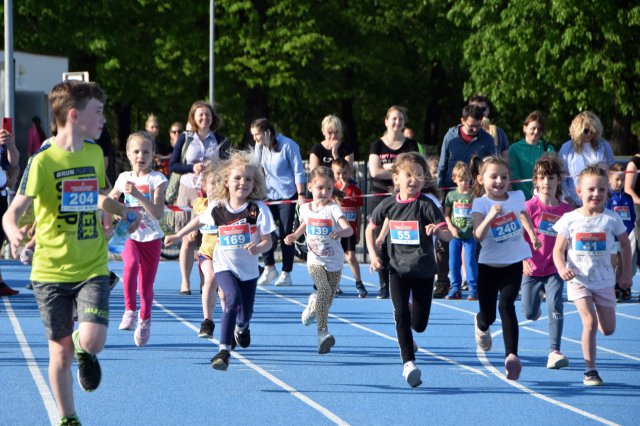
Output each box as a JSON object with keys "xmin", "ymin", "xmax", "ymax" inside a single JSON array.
[
  {"xmin": 622, "ymin": 288, "xmax": 632, "ymax": 301},
  {"xmin": 73, "ymin": 330, "xmax": 101, "ymax": 392},
  {"xmin": 335, "ymin": 287, "xmax": 344, "ymax": 296},
  {"xmin": 234, "ymin": 327, "xmax": 251, "ymax": 348},
  {"xmin": 615, "ymin": 285, "xmax": 623, "ymax": 302},
  {"xmin": 461, "ymin": 281, "xmax": 469, "ymax": 291},
  {"xmin": 433, "ymin": 282, "xmax": 449, "ymax": 299},
  {"xmin": 211, "ymin": 350, "xmax": 230, "ymax": 371},
  {"xmin": 376, "ymin": 286, "xmax": 389, "ymax": 299},
  {"xmin": 198, "ymin": 319, "xmax": 214, "ymax": 338},
  {"xmin": 355, "ymin": 282, "xmax": 368, "ymax": 298},
  {"xmin": 583, "ymin": 370, "xmax": 603, "ymax": 386}
]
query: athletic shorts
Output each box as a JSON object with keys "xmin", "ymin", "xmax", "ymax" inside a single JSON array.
[
  {"xmin": 33, "ymin": 275, "xmax": 110, "ymax": 340},
  {"xmin": 340, "ymin": 235, "xmax": 357, "ymax": 252},
  {"xmin": 567, "ymin": 282, "xmax": 616, "ymax": 308}
]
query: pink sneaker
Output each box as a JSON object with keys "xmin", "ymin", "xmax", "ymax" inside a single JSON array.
[
  {"xmin": 118, "ymin": 310, "xmax": 136, "ymax": 331},
  {"xmin": 505, "ymin": 353, "xmax": 521, "ymax": 380},
  {"xmin": 134, "ymin": 318, "xmax": 151, "ymax": 347}
]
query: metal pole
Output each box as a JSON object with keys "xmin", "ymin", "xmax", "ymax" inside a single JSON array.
[
  {"xmin": 4, "ymin": 0, "xmax": 15, "ymax": 121},
  {"xmin": 209, "ymin": 0, "xmax": 215, "ymax": 104}
]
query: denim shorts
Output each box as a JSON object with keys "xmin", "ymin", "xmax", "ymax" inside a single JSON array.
[{"xmin": 32, "ymin": 275, "xmax": 110, "ymax": 340}]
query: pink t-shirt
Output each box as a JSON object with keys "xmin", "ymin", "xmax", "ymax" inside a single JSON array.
[{"xmin": 524, "ymin": 196, "xmax": 572, "ymax": 277}]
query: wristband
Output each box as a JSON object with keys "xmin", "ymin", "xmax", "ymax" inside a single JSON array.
[{"xmin": 298, "ymin": 193, "xmax": 305, "ymax": 196}]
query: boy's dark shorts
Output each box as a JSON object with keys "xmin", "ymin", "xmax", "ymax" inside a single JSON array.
[
  {"xmin": 32, "ymin": 275, "xmax": 110, "ymax": 340},
  {"xmin": 341, "ymin": 235, "xmax": 357, "ymax": 253}
]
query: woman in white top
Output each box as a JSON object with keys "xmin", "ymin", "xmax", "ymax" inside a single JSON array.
[{"xmin": 558, "ymin": 111, "xmax": 615, "ymax": 207}]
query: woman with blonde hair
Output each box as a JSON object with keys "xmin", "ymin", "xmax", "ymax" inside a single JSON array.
[
  {"xmin": 558, "ymin": 111, "xmax": 614, "ymax": 206},
  {"xmin": 308, "ymin": 115, "xmax": 354, "ymax": 171}
]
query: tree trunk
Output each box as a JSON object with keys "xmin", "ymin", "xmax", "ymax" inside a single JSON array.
[
  {"xmin": 610, "ymin": 113, "xmax": 634, "ymax": 156},
  {"xmin": 243, "ymin": 86, "xmax": 269, "ymax": 148},
  {"xmin": 113, "ymin": 102, "xmax": 132, "ymax": 152},
  {"xmin": 341, "ymin": 97, "xmax": 358, "ymax": 160}
]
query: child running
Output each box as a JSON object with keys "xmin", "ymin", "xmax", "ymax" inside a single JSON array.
[
  {"xmin": 365, "ymin": 152, "xmax": 452, "ymax": 388},
  {"xmin": 520, "ymin": 155, "xmax": 572, "ymax": 369},
  {"xmin": 605, "ymin": 162, "xmax": 636, "ymax": 302},
  {"xmin": 107, "ymin": 131, "xmax": 167, "ymax": 347},
  {"xmin": 165, "ymin": 169, "xmax": 222, "ymax": 339},
  {"xmin": 553, "ymin": 165, "xmax": 632, "ymax": 386},
  {"xmin": 331, "ymin": 158, "xmax": 367, "ymax": 297},
  {"xmin": 169, "ymin": 151, "xmax": 275, "ymax": 370},
  {"xmin": 2, "ymin": 81, "xmax": 140, "ymax": 425},
  {"xmin": 444, "ymin": 161, "xmax": 478, "ymax": 300},
  {"xmin": 471, "ymin": 155, "xmax": 540, "ymax": 381},
  {"xmin": 284, "ymin": 166, "xmax": 353, "ymax": 353}
]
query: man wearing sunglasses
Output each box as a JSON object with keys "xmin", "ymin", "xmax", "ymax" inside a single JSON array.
[{"xmin": 468, "ymin": 94, "xmax": 510, "ymax": 161}]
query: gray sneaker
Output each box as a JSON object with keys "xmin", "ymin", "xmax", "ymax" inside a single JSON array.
[
  {"xmin": 317, "ymin": 329, "xmax": 335, "ymax": 354},
  {"xmin": 402, "ymin": 361, "xmax": 422, "ymax": 388},
  {"xmin": 257, "ymin": 267, "xmax": 278, "ymax": 286}
]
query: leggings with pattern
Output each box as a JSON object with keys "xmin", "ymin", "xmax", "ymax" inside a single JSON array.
[{"xmin": 308, "ymin": 265, "xmax": 341, "ymax": 332}]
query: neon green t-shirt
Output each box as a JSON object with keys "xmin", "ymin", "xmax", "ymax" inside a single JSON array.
[{"xmin": 19, "ymin": 140, "xmax": 107, "ymax": 282}]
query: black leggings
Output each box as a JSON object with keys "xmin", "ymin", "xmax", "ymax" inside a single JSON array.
[
  {"xmin": 476, "ymin": 262, "xmax": 522, "ymax": 356},
  {"xmin": 389, "ymin": 273, "xmax": 434, "ymax": 363}
]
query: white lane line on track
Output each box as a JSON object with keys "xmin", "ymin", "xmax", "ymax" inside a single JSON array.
[
  {"xmin": 152, "ymin": 299, "xmax": 349, "ymax": 426},
  {"xmin": 3, "ymin": 298, "xmax": 58, "ymax": 426},
  {"xmin": 260, "ymin": 279, "xmax": 488, "ymax": 378}
]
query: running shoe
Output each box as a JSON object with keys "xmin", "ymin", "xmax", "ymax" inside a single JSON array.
[
  {"xmin": 446, "ymin": 290, "xmax": 461, "ymax": 300},
  {"xmin": 118, "ymin": 310, "xmax": 136, "ymax": 331},
  {"xmin": 402, "ymin": 361, "xmax": 422, "ymax": 388},
  {"xmin": 474, "ymin": 315, "xmax": 492, "ymax": 351},
  {"xmin": 211, "ymin": 349, "xmax": 231, "ymax": 371},
  {"xmin": 301, "ymin": 293, "xmax": 317, "ymax": 326},
  {"xmin": 73, "ymin": 329, "xmax": 101, "ymax": 392},
  {"xmin": 0, "ymin": 283, "xmax": 19, "ymax": 296},
  {"xmin": 134, "ymin": 318, "xmax": 151, "ymax": 347},
  {"xmin": 335, "ymin": 286, "xmax": 343, "ymax": 296},
  {"xmin": 234, "ymin": 326, "xmax": 251, "ymax": 348},
  {"xmin": 583, "ymin": 370, "xmax": 603, "ymax": 386},
  {"xmin": 318, "ymin": 329, "xmax": 335, "ymax": 354},
  {"xmin": 505, "ymin": 353, "xmax": 521, "ymax": 380},
  {"xmin": 547, "ymin": 351, "xmax": 569, "ymax": 369},
  {"xmin": 274, "ymin": 271, "xmax": 292, "ymax": 287},
  {"xmin": 376, "ymin": 286, "xmax": 389, "ymax": 299},
  {"xmin": 199, "ymin": 319, "xmax": 214, "ymax": 338},
  {"xmin": 355, "ymin": 281, "xmax": 368, "ymax": 298},
  {"xmin": 257, "ymin": 267, "xmax": 278, "ymax": 286}
]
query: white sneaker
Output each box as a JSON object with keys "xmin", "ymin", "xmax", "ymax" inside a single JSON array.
[
  {"xmin": 118, "ymin": 310, "xmax": 137, "ymax": 331},
  {"xmin": 257, "ymin": 267, "xmax": 278, "ymax": 286},
  {"xmin": 547, "ymin": 351, "xmax": 569, "ymax": 369},
  {"xmin": 274, "ymin": 271, "xmax": 292, "ymax": 287},
  {"xmin": 317, "ymin": 329, "xmax": 335, "ymax": 354},
  {"xmin": 402, "ymin": 361, "xmax": 422, "ymax": 387},
  {"xmin": 301, "ymin": 293, "xmax": 317, "ymax": 326},
  {"xmin": 134, "ymin": 317, "xmax": 151, "ymax": 347},
  {"xmin": 474, "ymin": 315, "xmax": 492, "ymax": 351}
]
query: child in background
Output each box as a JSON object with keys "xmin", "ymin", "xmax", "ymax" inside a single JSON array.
[
  {"xmin": 427, "ymin": 155, "xmax": 451, "ymax": 298},
  {"xmin": 3, "ymin": 80, "xmax": 140, "ymax": 425},
  {"xmin": 284, "ymin": 166, "xmax": 353, "ymax": 353},
  {"xmin": 553, "ymin": 165, "xmax": 632, "ymax": 386},
  {"xmin": 472, "ymin": 155, "xmax": 540, "ymax": 381},
  {"xmin": 521, "ymin": 155, "xmax": 572, "ymax": 369},
  {"xmin": 365, "ymin": 152, "xmax": 452, "ymax": 388},
  {"xmin": 165, "ymin": 169, "xmax": 222, "ymax": 338},
  {"xmin": 331, "ymin": 158, "xmax": 367, "ymax": 298},
  {"xmin": 605, "ymin": 163, "xmax": 636, "ymax": 301},
  {"xmin": 169, "ymin": 151, "xmax": 275, "ymax": 370},
  {"xmin": 444, "ymin": 161, "xmax": 477, "ymax": 300},
  {"xmin": 107, "ymin": 131, "xmax": 167, "ymax": 347}
]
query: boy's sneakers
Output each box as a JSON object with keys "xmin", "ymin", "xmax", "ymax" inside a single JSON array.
[
  {"xmin": 376, "ymin": 286, "xmax": 389, "ymax": 299},
  {"xmin": 446, "ymin": 290, "xmax": 461, "ymax": 300},
  {"xmin": 108, "ymin": 271, "xmax": 121, "ymax": 291},
  {"xmin": 318, "ymin": 329, "xmax": 335, "ymax": 354},
  {"xmin": 402, "ymin": 361, "xmax": 422, "ymax": 388},
  {"xmin": 335, "ymin": 286, "xmax": 343, "ymax": 296},
  {"xmin": 0, "ymin": 282, "xmax": 19, "ymax": 296},
  {"xmin": 467, "ymin": 291, "xmax": 478, "ymax": 301},
  {"xmin": 234, "ymin": 326, "xmax": 251, "ymax": 348},
  {"xmin": 118, "ymin": 310, "xmax": 136, "ymax": 331},
  {"xmin": 198, "ymin": 319, "xmax": 214, "ymax": 338},
  {"xmin": 134, "ymin": 318, "xmax": 151, "ymax": 347},
  {"xmin": 505, "ymin": 353, "xmax": 521, "ymax": 380},
  {"xmin": 432, "ymin": 282, "xmax": 448, "ymax": 299},
  {"xmin": 58, "ymin": 414, "xmax": 81, "ymax": 426},
  {"xmin": 547, "ymin": 351, "xmax": 569, "ymax": 369},
  {"xmin": 274, "ymin": 271, "xmax": 292, "ymax": 287},
  {"xmin": 211, "ymin": 349, "xmax": 231, "ymax": 370},
  {"xmin": 583, "ymin": 370, "xmax": 603, "ymax": 386},
  {"xmin": 257, "ymin": 267, "xmax": 278, "ymax": 286},
  {"xmin": 355, "ymin": 281, "xmax": 368, "ymax": 298},
  {"xmin": 474, "ymin": 315, "xmax": 492, "ymax": 351},
  {"xmin": 301, "ymin": 293, "xmax": 318, "ymax": 326},
  {"xmin": 72, "ymin": 329, "xmax": 101, "ymax": 392}
]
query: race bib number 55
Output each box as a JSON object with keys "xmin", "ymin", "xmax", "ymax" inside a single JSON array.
[
  {"xmin": 61, "ymin": 179, "xmax": 98, "ymax": 212},
  {"xmin": 389, "ymin": 220, "xmax": 419, "ymax": 245}
]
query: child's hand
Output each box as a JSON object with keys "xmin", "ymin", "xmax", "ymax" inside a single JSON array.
[
  {"xmin": 329, "ymin": 229, "xmax": 342, "ymax": 240},
  {"xmin": 618, "ymin": 273, "xmax": 632, "ymax": 289},
  {"xmin": 369, "ymin": 256, "xmax": 383, "ymax": 273},
  {"xmin": 187, "ymin": 231, "xmax": 197, "ymax": 242},
  {"xmin": 374, "ymin": 236, "xmax": 384, "ymax": 248},
  {"xmin": 103, "ymin": 225, "xmax": 113, "ymax": 239},
  {"xmin": 283, "ymin": 233, "xmax": 296, "ymax": 245},
  {"xmin": 523, "ymin": 259, "xmax": 534, "ymax": 276},
  {"xmin": 448, "ymin": 226, "xmax": 460, "ymax": 239},
  {"xmin": 245, "ymin": 242, "xmax": 259, "ymax": 255},
  {"xmin": 164, "ymin": 235, "xmax": 178, "ymax": 247},
  {"xmin": 557, "ymin": 266, "xmax": 576, "ymax": 282},
  {"xmin": 124, "ymin": 182, "xmax": 144, "ymax": 200},
  {"xmin": 6, "ymin": 227, "xmax": 25, "ymax": 259},
  {"xmin": 425, "ymin": 223, "xmax": 442, "ymax": 236},
  {"xmin": 531, "ymin": 236, "xmax": 542, "ymax": 250},
  {"xmin": 488, "ymin": 204, "xmax": 503, "ymax": 219}
]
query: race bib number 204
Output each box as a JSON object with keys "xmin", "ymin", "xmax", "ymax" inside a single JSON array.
[{"xmin": 61, "ymin": 179, "xmax": 98, "ymax": 212}]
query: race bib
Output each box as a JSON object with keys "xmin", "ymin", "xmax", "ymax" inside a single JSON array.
[
  {"xmin": 575, "ymin": 232, "xmax": 606, "ymax": 255},
  {"xmin": 453, "ymin": 202, "xmax": 472, "ymax": 219},
  {"xmin": 389, "ymin": 220, "xmax": 420, "ymax": 245},
  {"xmin": 124, "ymin": 184, "xmax": 151, "ymax": 207},
  {"xmin": 307, "ymin": 217, "xmax": 333, "ymax": 239},
  {"xmin": 218, "ymin": 224, "xmax": 253, "ymax": 250},
  {"xmin": 613, "ymin": 206, "xmax": 631, "ymax": 221},
  {"xmin": 538, "ymin": 212, "xmax": 561, "ymax": 237},
  {"xmin": 342, "ymin": 207, "xmax": 357, "ymax": 223},
  {"xmin": 199, "ymin": 224, "xmax": 218, "ymax": 235},
  {"xmin": 61, "ymin": 178, "xmax": 98, "ymax": 212},
  {"xmin": 490, "ymin": 212, "xmax": 522, "ymax": 242}
]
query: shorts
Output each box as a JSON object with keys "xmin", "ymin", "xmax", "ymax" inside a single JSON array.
[
  {"xmin": 198, "ymin": 253, "xmax": 213, "ymax": 270},
  {"xmin": 340, "ymin": 234, "xmax": 357, "ymax": 252},
  {"xmin": 33, "ymin": 275, "xmax": 110, "ymax": 340},
  {"xmin": 567, "ymin": 281, "xmax": 617, "ymax": 308}
]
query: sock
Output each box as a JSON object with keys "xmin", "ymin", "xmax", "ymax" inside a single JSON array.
[
  {"xmin": 585, "ymin": 368, "xmax": 596, "ymax": 374},
  {"xmin": 219, "ymin": 344, "xmax": 231, "ymax": 351},
  {"xmin": 72, "ymin": 329, "xmax": 86, "ymax": 354}
]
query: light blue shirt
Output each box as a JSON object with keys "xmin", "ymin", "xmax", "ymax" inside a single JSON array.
[
  {"xmin": 254, "ymin": 133, "xmax": 306, "ymax": 200},
  {"xmin": 559, "ymin": 139, "xmax": 615, "ymax": 206}
]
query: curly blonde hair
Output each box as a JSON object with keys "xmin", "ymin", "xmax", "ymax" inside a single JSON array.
[
  {"xmin": 210, "ymin": 150, "xmax": 266, "ymax": 202},
  {"xmin": 569, "ymin": 111, "xmax": 603, "ymax": 153}
]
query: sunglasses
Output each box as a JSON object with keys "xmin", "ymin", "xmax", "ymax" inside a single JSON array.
[
  {"xmin": 583, "ymin": 128, "xmax": 595, "ymax": 136},
  {"xmin": 170, "ymin": 130, "xmax": 181, "ymax": 134}
]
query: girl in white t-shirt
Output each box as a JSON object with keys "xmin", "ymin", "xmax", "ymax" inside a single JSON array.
[
  {"xmin": 107, "ymin": 132, "xmax": 168, "ymax": 347},
  {"xmin": 553, "ymin": 165, "xmax": 632, "ymax": 386},
  {"xmin": 284, "ymin": 166, "xmax": 353, "ymax": 354},
  {"xmin": 471, "ymin": 155, "xmax": 540, "ymax": 381}
]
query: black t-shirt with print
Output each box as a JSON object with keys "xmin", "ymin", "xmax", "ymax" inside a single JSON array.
[
  {"xmin": 310, "ymin": 142, "xmax": 354, "ymax": 167},
  {"xmin": 368, "ymin": 138, "xmax": 419, "ymax": 192}
]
